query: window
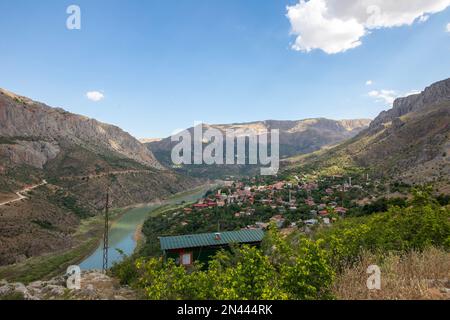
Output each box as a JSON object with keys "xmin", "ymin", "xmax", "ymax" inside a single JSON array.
[{"xmin": 181, "ymin": 252, "xmax": 192, "ymax": 266}]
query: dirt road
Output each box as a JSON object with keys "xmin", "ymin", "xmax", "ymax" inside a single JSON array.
[{"xmin": 0, "ymin": 180, "xmax": 47, "ymax": 206}]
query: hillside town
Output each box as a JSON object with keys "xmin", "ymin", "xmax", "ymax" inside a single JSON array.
[{"xmin": 152, "ymin": 172, "xmax": 389, "ymax": 241}]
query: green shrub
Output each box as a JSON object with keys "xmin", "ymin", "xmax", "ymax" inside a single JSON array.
[
  {"xmin": 317, "ymin": 193, "xmax": 450, "ymax": 270},
  {"xmin": 133, "ymin": 228, "xmax": 333, "ymax": 300}
]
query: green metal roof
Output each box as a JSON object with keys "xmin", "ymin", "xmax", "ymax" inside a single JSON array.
[{"xmin": 160, "ymin": 229, "xmax": 265, "ymax": 251}]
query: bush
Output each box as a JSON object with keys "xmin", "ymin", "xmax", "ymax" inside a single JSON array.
[
  {"xmin": 110, "ymin": 251, "xmax": 139, "ymax": 286},
  {"xmin": 317, "ymin": 194, "xmax": 450, "ymax": 270},
  {"xmin": 134, "ymin": 228, "xmax": 334, "ymax": 300}
]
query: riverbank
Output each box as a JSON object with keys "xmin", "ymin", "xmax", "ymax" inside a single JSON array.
[
  {"xmin": 80, "ymin": 183, "xmax": 216, "ymax": 269},
  {"xmin": 132, "ymin": 201, "xmax": 198, "ymax": 253},
  {"xmin": 0, "ymin": 207, "xmax": 120, "ymax": 284},
  {"xmin": 0, "ymin": 183, "xmax": 216, "ymax": 283}
]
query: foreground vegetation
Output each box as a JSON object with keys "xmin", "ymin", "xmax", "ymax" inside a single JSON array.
[
  {"xmin": 112, "ymin": 188, "xmax": 450, "ymax": 300},
  {"xmin": 333, "ymin": 247, "xmax": 449, "ymax": 300}
]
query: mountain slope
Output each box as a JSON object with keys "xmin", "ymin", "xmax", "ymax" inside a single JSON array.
[
  {"xmin": 0, "ymin": 88, "xmax": 200, "ymax": 206},
  {"xmin": 288, "ymin": 78, "xmax": 450, "ymax": 188},
  {"xmin": 146, "ymin": 118, "xmax": 371, "ymax": 178},
  {"xmin": 0, "ymin": 89, "xmax": 199, "ymax": 265},
  {"xmin": 0, "ymin": 88, "xmax": 162, "ymax": 171}
]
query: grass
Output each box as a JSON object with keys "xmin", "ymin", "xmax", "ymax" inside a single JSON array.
[
  {"xmin": 0, "ymin": 239, "xmax": 99, "ymax": 284},
  {"xmin": 333, "ymin": 247, "xmax": 450, "ymax": 300},
  {"xmin": 0, "ymin": 207, "xmax": 124, "ymax": 284}
]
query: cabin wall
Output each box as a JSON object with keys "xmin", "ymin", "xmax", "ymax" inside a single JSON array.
[
  {"xmin": 166, "ymin": 242, "xmax": 261, "ymax": 266},
  {"xmin": 167, "ymin": 246, "xmax": 229, "ymax": 266}
]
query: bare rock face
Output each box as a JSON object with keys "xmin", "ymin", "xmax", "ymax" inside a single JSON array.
[
  {"xmin": 370, "ymin": 78, "xmax": 450, "ymax": 131},
  {"xmin": 0, "ymin": 141, "xmax": 60, "ymax": 169},
  {"xmin": 0, "ymin": 89, "xmax": 163, "ymax": 170}
]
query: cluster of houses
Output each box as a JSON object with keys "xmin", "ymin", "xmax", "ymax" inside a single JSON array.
[
  {"xmin": 160, "ymin": 175, "xmax": 377, "ymax": 266},
  {"xmin": 181, "ymin": 177, "xmax": 357, "ymax": 229},
  {"xmin": 184, "ymin": 187, "xmax": 255, "ymax": 213}
]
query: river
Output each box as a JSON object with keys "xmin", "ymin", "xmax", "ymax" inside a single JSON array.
[{"xmin": 79, "ymin": 185, "xmax": 214, "ymax": 270}]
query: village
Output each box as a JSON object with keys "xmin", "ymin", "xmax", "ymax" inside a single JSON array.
[
  {"xmin": 179, "ymin": 173, "xmax": 377, "ymax": 232},
  {"xmin": 141, "ymin": 171, "xmax": 401, "ymax": 266}
]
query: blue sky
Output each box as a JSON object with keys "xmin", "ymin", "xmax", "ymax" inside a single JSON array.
[{"xmin": 1, "ymin": 0, "xmax": 450, "ymax": 138}]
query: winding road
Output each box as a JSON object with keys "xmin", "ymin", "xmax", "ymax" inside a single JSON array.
[
  {"xmin": 0, "ymin": 180, "xmax": 47, "ymax": 206},
  {"xmin": 58, "ymin": 170, "xmax": 155, "ymax": 181},
  {"xmin": 0, "ymin": 169, "xmax": 159, "ymax": 206}
]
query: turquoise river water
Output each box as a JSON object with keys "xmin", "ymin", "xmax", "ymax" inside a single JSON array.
[{"xmin": 79, "ymin": 185, "xmax": 213, "ymax": 270}]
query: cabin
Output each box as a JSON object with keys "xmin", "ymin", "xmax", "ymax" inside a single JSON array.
[{"xmin": 159, "ymin": 229, "xmax": 265, "ymax": 266}]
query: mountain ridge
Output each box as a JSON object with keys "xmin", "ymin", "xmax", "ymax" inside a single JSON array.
[
  {"xmin": 288, "ymin": 78, "xmax": 450, "ymax": 190},
  {"xmin": 0, "ymin": 88, "xmax": 163, "ymax": 170},
  {"xmin": 146, "ymin": 118, "xmax": 371, "ymax": 178},
  {"xmin": 369, "ymin": 78, "xmax": 450, "ymax": 133}
]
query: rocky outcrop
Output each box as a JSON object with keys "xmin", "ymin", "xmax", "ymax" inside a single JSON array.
[
  {"xmin": 0, "ymin": 141, "xmax": 60, "ymax": 169},
  {"xmin": 0, "ymin": 89, "xmax": 162, "ymax": 169},
  {"xmin": 0, "ymin": 271, "xmax": 137, "ymax": 300},
  {"xmin": 370, "ymin": 78, "xmax": 450, "ymax": 131}
]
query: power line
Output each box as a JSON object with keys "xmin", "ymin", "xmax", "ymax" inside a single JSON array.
[{"xmin": 102, "ymin": 189, "xmax": 110, "ymax": 273}]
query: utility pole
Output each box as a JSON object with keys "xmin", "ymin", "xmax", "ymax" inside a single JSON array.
[{"xmin": 102, "ymin": 189, "xmax": 110, "ymax": 273}]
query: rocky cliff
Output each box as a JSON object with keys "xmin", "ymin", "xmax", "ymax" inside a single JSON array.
[
  {"xmin": 0, "ymin": 89, "xmax": 162, "ymax": 170},
  {"xmin": 369, "ymin": 78, "xmax": 450, "ymax": 131}
]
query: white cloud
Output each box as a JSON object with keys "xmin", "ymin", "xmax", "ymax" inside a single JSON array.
[
  {"xmin": 368, "ymin": 90, "xmax": 398, "ymax": 104},
  {"xmin": 368, "ymin": 88, "xmax": 422, "ymax": 105},
  {"xmin": 86, "ymin": 91, "xmax": 105, "ymax": 102},
  {"xmin": 366, "ymin": 80, "xmax": 373, "ymax": 86},
  {"xmin": 447, "ymin": 23, "xmax": 450, "ymax": 32},
  {"xmin": 405, "ymin": 90, "xmax": 422, "ymax": 96},
  {"xmin": 287, "ymin": 0, "xmax": 450, "ymax": 54}
]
